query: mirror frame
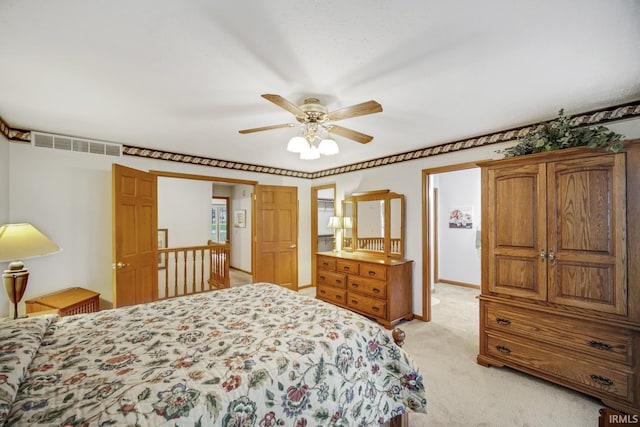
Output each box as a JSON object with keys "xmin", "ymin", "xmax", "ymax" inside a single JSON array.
[{"xmin": 341, "ymin": 189, "xmax": 405, "ymax": 259}]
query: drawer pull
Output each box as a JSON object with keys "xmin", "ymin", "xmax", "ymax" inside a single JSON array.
[
  {"xmin": 336, "ymin": 295, "xmax": 342, "ymax": 300},
  {"xmin": 373, "ymin": 288, "xmax": 380, "ymax": 293},
  {"xmin": 495, "ymin": 317, "xmax": 511, "ymax": 326},
  {"xmin": 343, "ymin": 266, "xmax": 351, "ymax": 271},
  {"xmin": 319, "ymin": 275, "xmax": 325, "ymax": 280},
  {"xmin": 319, "ymin": 289, "xmax": 326, "ymax": 295},
  {"xmin": 372, "ymin": 306, "xmax": 380, "ymax": 312},
  {"xmin": 322, "ymin": 262, "xmax": 329, "ymax": 267},
  {"xmin": 496, "ymin": 345, "xmax": 511, "ymax": 354},
  {"xmin": 351, "ymin": 282, "xmax": 359, "ymax": 287},
  {"xmin": 368, "ymin": 270, "xmax": 377, "ymax": 277},
  {"xmin": 335, "ymin": 279, "xmax": 342, "ymax": 284},
  {"xmin": 589, "ymin": 341, "xmax": 613, "ymax": 351},
  {"xmin": 590, "ymin": 374, "xmax": 614, "ymax": 387},
  {"xmin": 351, "ymin": 300, "xmax": 358, "ymax": 305}
]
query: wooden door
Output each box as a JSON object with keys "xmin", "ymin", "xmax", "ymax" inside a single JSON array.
[
  {"xmin": 486, "ymin": 163, "xmax": 547, "ymax": 300},
  {"xmin": 547, "ymin": 154, "xmax": 627, "ymax": 315},
  {"xmin": 254, "ymin": 185, "xmax": 298, "ymax": 291},
  {"xmin": 112, "ymin": 164, "xmax": 158, "ymax": 307}
]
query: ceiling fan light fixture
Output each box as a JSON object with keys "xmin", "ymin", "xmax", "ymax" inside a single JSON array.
[
  {"xmin": 300, "ymin": 144, "xmax": 320, "ymax": 160},
  {"xmin": 318, "ymin": 138, "xmax": 339, "ymax": 155},
  {"xmin": 287, "ymin": 136, "xmax": 307, "ymax": 153}
]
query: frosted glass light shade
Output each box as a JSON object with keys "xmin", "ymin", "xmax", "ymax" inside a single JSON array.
[
  {"xmin": 300, "ymin": 145, "xmax": 320, "ymax": 160},
  {"xmin": 287, "ymin": 136, "xmax": 308, "ymax": 153},
  {"xmin": 318, "ymin": 138, "xmax": 339, "ymax": 155}
]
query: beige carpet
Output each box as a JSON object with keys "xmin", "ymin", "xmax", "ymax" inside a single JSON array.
[{"xmin": 402, "ymin": 283, "xmax": 603, "ymax": 427}]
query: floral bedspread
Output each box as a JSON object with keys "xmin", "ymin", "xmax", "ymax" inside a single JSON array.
[{"xmin": 3, "ymin": 283, "xmax": 426, "ymax": 426}]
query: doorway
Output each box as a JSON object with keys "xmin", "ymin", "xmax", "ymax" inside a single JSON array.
[{"xmin": 422, "ymin": 162, "xmax": 481, "ymax": 321}]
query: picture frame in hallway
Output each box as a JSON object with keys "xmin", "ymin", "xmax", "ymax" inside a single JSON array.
[
  {"xmin": 448, "ymin": 206, "xmax": 473, "ymax": 229},
  {"xmin": 234, "ymin": 209, "xmax": 246, "ymax": 228},
  {"xmin": 158, "ymin": 228, "xmax": 168, "ymax": 269}
]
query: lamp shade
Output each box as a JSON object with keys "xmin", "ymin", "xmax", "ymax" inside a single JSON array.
[
  {"xmin": 318, "ymin": 138, "xmax": 339, "ymax": 155},
  {"xmin": 327, "ymin": 216, "xmax": 342, "ymax": 229},
  {"xmin": 0, "ymin": 223, "xmax": 61, "ymax": 262},
  {"xmin": 287, "ymin": 136, "xmax": 308, "ymax": 153},
  {"xmin": 342, "ymin": 217, "xmax": 352, "ymax": 229}
]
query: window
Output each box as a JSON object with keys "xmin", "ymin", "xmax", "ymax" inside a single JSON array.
[{"xmin": 211, "ymin": 198, "xmax": 228, "ymax": 243}]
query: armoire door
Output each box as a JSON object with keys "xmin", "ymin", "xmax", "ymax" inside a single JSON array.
[
  {"xmin": 546, "ymin": 154, "xmax": 627, "ymax": 315},
  {"xmin": 486, "ymin": 163, "xmax": 547, "ymax": 300}
]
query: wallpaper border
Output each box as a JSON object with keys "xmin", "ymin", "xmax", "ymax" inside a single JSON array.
[{"xmin": 2, "ymin": 100, "xmax": 639, "ymax": 179}]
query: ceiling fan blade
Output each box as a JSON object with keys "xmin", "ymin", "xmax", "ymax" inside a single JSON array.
[
  {"xmin": 327, "ymin": 100, "xmax": 382, "ymax": 121},
  {"xmin": 328, "ymin": 125, "xmax": 374, "ymax": 144},
  {"xmin": 239, "ymin": 123, "xmax": 295, "ymax": 134},
  {"xmin": 261, "ymin": 94, "xmax": 305, "ymax": 117}
]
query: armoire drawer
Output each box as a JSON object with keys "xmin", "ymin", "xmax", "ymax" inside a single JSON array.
[
  {"xmin": 317, "ymin": 286, "xmax": 347, "ymax": 306},
  {"xmin": 316, "ymin": 270, "xmax": 347, "ymax": 289},
  {"xmin": 485, "ymin": 332, "xmax": 633, "ymax": 403},
  {"xmin": 348, "ymin": 292, "xmax": 386, "ymax": 318},
  {"xmin": 484, "ymin": 302, "xmax": 633, "ymax": 365},
  {"xmin": 348, "ymin": 276, "xmax": 387, "ymax": 299}
]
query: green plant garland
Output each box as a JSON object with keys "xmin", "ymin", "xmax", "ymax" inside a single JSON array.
[{"xmin": 500, "ymin": 109, "xmax": 624, "ymax": 157}]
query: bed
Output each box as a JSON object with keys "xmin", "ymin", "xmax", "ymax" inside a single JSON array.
[{"xmin": 0, "ymin": 283, "xmax": 426, "ymax": 426}]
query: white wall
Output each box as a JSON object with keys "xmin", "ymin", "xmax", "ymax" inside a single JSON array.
[
  {"xmin": 4, "ymin": 116, "xmax": 640, "ymax": 319},
  {"xmin": 6, "ymin": 142, "xmax": 310, "ymax": 315},
  {"xmin": 0, "ymin": 134, "xmax": 10, "ymax": 316},
  {"xmin": 158, "ymin": 177, "xmax": 211, "ymax": 247},
  {"xmin": 436, "ymin": 168, "xmax": 481, "ymax": 286},
  {"xmin": 230, "ymin": 184, "xmax": 253, "ymax": 272}
]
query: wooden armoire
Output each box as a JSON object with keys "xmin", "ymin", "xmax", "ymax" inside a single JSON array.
[{"xmin": 477, "ymin": 140, "xmax": 640, "ymax": 415}]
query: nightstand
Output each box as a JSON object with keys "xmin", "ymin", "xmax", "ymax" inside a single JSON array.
[{"xmin": 25, "ymin": 287, "xmax": 100, "ymax": 317}]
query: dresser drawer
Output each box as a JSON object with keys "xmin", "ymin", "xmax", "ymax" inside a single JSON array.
[
  {"xmin": 348, "ymin": 292, "xmax": 387, "ymax": 318},
  {"xmin": 486, "ymin": 332, "xmax": 633, "ymax": 403},
  {"xmin": 317, "ymin": 286, "xmax": 347, "ymax": 306},
  {"xmin": 336, "ymin": 259, "xmax": 359, "ymax": 275},
  {"xmin": 317, "ymin": 270, "xmax": 347, "ymax": 289},
  {"xmin": 317, "ymin": 255, "xmax": 337, "ymax": 271},
  {"xmin": 358, "ymin": 263, "xmax": 387, "ymax": 281},
  {"xmin": 348, "ymin": 276, "xmax": 387, "ymax": 299},
  {"xmin": 484, "ymin": 302, "xmax": 633, "ymax": 365}
]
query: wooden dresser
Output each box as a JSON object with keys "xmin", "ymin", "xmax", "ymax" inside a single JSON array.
[
  {"xmin": 316, "ymin": 251, "xmax": 413, "ymax": 329},
  {"xmin": 477, "ymin": 141, "xmax": 640, "ymax": 415}
]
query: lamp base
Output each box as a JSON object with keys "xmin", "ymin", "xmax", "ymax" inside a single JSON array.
[{"xmin": 3, "ymin": 263, "xmax": 29, "ymax": 320}]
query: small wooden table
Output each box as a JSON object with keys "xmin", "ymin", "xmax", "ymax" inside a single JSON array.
[{"xmin": 25, "ymin": 287, "xmax": 100, "ymax": 317}]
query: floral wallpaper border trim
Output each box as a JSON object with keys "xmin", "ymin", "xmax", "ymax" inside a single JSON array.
[{"xmin": 2, "ymin": 101, "xmax": 639, "ymax": 179}]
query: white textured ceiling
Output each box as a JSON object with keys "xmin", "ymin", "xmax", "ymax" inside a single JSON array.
[{"xmin": 1, "ymin": 1, "xmax": 639, "ymax": 173}]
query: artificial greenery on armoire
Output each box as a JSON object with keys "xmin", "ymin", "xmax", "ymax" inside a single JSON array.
[{"xmin": 500, "ymin": 109, "xmax": 624, "ymax": 157}]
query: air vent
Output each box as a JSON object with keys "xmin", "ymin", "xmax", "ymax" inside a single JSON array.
[{"xmin": 31, "ymin": 132, "xmax": 122, "ymax": 157}]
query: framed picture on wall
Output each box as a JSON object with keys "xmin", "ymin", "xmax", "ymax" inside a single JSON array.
[
  {"xmin": 234, "ymin": 209, "xmax": 246, "ymax": 228},
  {"xmin": 448, "ymin": 207, "xmax": 473, "ymax": 229},
  {"xmin": 158, "ymin": 228, "xmax": 168, "ymax": 269}
]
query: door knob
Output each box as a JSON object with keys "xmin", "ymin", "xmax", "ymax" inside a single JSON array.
[
  {"xmin": 288, "ymin": 244, "xmax": 297, "ymax": 249},
  {"xmin": 112, "ymin": 262, "xmax": 127, "ymax": 269}
]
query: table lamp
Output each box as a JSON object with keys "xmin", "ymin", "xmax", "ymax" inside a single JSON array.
[
  {"xmin": 327, "ymin": 216, "xmax": 342, "ymax": 252},
  {"xmin": 0, "ymin": 223, "xmax": 61, "ymax": 319}
]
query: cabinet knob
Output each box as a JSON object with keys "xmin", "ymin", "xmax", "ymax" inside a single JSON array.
[
  {"xmin": 589, "ymin": 341, "xmax": 613, "ymax": 351},
  {"xmin": 496, "ymin": 345, "xmax": 511, "ymax": 354},
  {"xmin": 540, "ymin": 250, "xmax": 546, "ymax": 261},
  {"xmin": 496, "ymin": 317, "xmax": 511, "ymax": 326},
  {"xmin": 548, "ymin": 250, "xmax": 556, "ymax": 261},
  {"xmin": 590, "ymin": 374, "xmax": 614, "ymax": 387}
]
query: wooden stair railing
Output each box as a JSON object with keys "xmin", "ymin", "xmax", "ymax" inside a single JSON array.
[{"xmin": 158, "ymin": 241, "xmax": 230, "ymax": 300}]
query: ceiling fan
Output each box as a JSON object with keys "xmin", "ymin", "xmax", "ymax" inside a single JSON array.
[{"xmin": 239, "ymin": 94, "xmax": 383, "ymax": 159}]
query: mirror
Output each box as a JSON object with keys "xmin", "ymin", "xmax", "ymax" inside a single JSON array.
[{"xmin": 342, "ymin": 190, "xmax": 405, "ymax": 259}]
